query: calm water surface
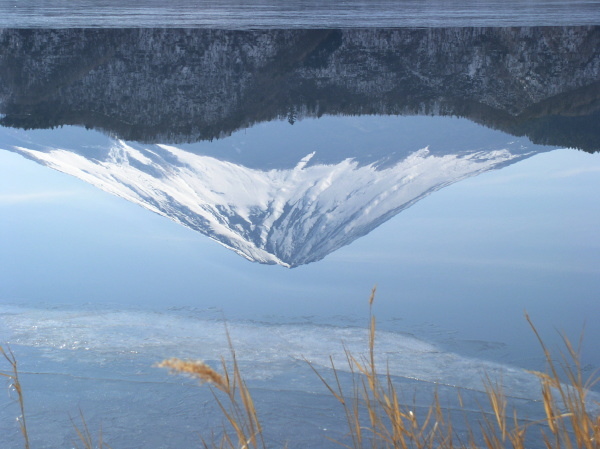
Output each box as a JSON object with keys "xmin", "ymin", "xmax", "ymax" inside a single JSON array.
[
  {"xmin": 0, "ymin": 18, "xmax": 599, "ymax": 449},
  {"xmin": 2, "ymin": 0, "xmax": 600, "ymax": 28}
]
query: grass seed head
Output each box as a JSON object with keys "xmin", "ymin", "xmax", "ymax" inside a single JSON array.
[{"xmin": 158, "ymin": 358, "xmax": 228, "ymax": 392}]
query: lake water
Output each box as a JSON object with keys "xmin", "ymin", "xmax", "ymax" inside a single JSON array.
[
  {"xmin": 0, "ymin": 8, "xmax": 599, "ymax": 449},
  {"xmin": 2, "ymin": 0, "xmax": 600, "ymax": 28}
]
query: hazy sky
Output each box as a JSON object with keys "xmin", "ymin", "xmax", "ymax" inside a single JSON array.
[{"xmin": 1, "ymin": 121, "xmax": 599, "ymax": 369}]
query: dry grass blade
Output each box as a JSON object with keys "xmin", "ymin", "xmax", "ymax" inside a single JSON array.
[
  {"xmin": 154, "ymin": 292, "xmax": 600, "ymax": 449},
  {"xmin": 307, "ymin": 296, "xmax": 600, "ymax": 449},
  {"xmin": 307, "ymin": 353, "xmax": 364, "ymax": 449},
  {"xmin": 1, "ymin": 345, "xmax": 31, "ymax": 449},
  {"xmin": 158, "ymin": 326, "xmax": 265, "ymax": 449},
  {"xmin": 3, "ymin": 290, "xmax": 600, "ymax": 449},
  {"xmin": 157, "ymin": 358, "xmax": 229, "ymax": 392},
  {"xmin": 227, "ymin": 327, "xmax": 265, "ymax": 449},
  {"xmin": 483, "ymin": 374, "xmax": 507, "ymax": 442},
  {"xmin": 71, "ymin": 409, "xmax": 112, "ymax": 449},
  {"xmin": 525, "ymin": 314, "xmax": 600, "ymax": 449}
]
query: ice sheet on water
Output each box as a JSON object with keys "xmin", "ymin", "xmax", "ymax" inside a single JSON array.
[
  {"xmin": 0, "ymin": 304, "xmax": 557, "ymax": 399},
  {"xmin": 1, "ymin": 303, "xmax": 598, "ymax": 449}
]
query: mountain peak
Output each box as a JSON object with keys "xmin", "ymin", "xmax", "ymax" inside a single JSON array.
[{"xmin": 6, "ymin": 126, "xmax": 536, "ymax": 266}]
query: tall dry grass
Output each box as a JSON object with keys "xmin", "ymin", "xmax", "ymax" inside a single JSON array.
[
  {"xmin": 1, "ymin": 345, "xmax": 110, "ymax": 449},
  {"xmin": 71, "ymin": 410, "xmax": 112, "ymax": 449},
  {"xmin": 158, "ymin": 327, "xmax": 265, "ymax": 449},
  {"xmin": 304, "ymin": 289, "xmax": 600, "ymax": 449},
  {"xmin": 2, "ymin": 289, "xmax": 599, "ymax": 448},
  {"xmin": 160, "ymin": 288, "xmax": 599, "ymax": 449},
  {"xmin": 1, "ymin": 345, "xmax": 30, "ymax": 449}
]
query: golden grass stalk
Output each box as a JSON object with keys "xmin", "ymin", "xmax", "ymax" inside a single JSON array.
[
  {"xmin": 308, "ymin": 287, "xmax": 455, "ymax": 449},
  {"xmin": 0, "ymin": 345, "xmax": 30, "ymax": 449},
  {"xmin": 306, "ymin": 292, "xmax": 600, "ymax": 449},
  {"xmin": 157, "ymin": 358, "xmax": 229, "ymax": 392},
  {"xmin": 3, "ymin": 289, "xmax": 599, "ymax": 449},
  {"xmin": 158, "ymin": 327, "xmax": 265, "ymax": 449},
  {"xmin": 524, "ymin": 314, "xmax": 600, "ymax": 449},
  {"xmin": 71, "ymin": 409, "xmax": 112, "ymax": 449}
]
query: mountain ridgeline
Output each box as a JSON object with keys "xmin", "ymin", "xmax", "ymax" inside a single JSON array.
[
  {"xmin": 1, "ymin": 27, "xmax": 598, "ymax": 267},
  {"xmin": 0, "ymin": 27, "xmax": 599, "ymax": 152}
]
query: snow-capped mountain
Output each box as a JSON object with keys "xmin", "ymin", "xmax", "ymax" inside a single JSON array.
[
  {"xmin": 5, "ymin": 26, "xmax": 586, "ymax": 265},
  {"xmin": 4, "ymin": 124, "xmax": 539, "ymax": 267}
]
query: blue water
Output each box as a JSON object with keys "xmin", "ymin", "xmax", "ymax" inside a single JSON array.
[{"xmin": 1, "ymin": 0, "xmax": 599, "ymax": 28}]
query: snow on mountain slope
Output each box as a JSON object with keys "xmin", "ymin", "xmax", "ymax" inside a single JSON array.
[{"xmin": 7, "ymin": 138, "xmax": 533, "ymax": 267}]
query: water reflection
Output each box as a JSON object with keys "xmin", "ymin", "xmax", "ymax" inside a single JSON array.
[
  {"xmin": 4, "ymin": 0, "xmax": 600, "ymax": 28},
  {"xmin": 0, "ymin": 27, "xmax": 598, "ymax": 266}
]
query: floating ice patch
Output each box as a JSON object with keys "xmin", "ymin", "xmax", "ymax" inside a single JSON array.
[{"xmin": 0, "ymin": 304, "xmax": 583, "ymax": 403}]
